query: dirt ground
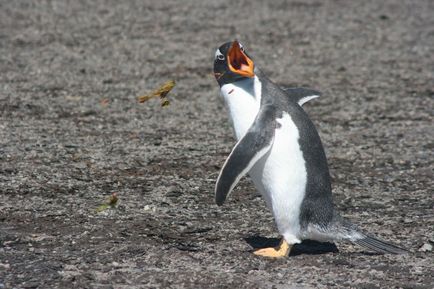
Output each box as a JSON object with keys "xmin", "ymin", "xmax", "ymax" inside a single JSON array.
[{"xmin": 0, "ymin": 0, "xmax": 433, "ymax": 288}]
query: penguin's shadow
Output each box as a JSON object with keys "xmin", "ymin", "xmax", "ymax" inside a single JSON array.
[{"xmin": 245, "ymin": 236, "xmax": 339, "ymax": 256}]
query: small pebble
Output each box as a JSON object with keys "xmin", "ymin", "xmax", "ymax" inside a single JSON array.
[
  {"xmin": 403, "ymin": 218, "xmax": 413, "ymax": 223},
  {"xmin": 418, "ymin": 243, "xmax": 433, "ymax": 252}
]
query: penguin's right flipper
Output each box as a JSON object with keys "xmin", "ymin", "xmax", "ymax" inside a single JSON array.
[
  {"xmin": 215, "ymin": 104, "xmax": 276, "ymax": 206},
  {"xmin": 283, "ymin": 87, "xmax": 321, "ymax": 106}
]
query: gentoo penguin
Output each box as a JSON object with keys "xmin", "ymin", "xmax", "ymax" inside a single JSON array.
[{"xmin": 213, "ymin": 41, "xmax": 407, "ymax": 257}]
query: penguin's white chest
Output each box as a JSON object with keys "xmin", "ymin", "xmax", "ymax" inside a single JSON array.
[
  {"xmin": 250, "ymin": 113, "xmax": 307, "ymax": 243},
  {"xmin": 220, "ymin": 77, "xmax": 261, "ymax": 140}
]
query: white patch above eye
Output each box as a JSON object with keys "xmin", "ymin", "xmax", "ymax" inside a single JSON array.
[{"xmin": 215, "ymin": 49, "xmax": 224, "ymax": 60}]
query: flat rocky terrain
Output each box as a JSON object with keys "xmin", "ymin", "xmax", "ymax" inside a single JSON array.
[{"xmin": 0, "ymin": 1, "xmax": 433, "ymax": 288}]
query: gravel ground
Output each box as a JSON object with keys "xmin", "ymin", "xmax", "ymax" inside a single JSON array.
[{"xmin": 0, "ymin": 1, "xmax": 433, "ymax": 288}]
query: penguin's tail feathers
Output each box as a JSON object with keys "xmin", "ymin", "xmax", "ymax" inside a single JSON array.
[
  {"xmin": 352, "ymin": 234, "xmax": 409, "ymax": 255},
  {"xmin": 335, "ymin": 216, "xmax": 409, "ymax": 255}
]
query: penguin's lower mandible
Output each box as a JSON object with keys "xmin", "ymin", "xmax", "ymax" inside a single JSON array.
[{"xmin": 213, "ymin": 40, "xmax": 407, "ymax": 258}]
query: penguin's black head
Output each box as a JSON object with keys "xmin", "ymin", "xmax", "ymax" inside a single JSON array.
[{"xmin": 214, "ymin": 41, "xmax": 255, "ymax": 86}]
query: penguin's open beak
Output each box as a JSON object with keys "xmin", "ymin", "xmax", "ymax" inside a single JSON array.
[{"xmin": 227, "ymin": 41, "xmax": 255, "ymax": 78}]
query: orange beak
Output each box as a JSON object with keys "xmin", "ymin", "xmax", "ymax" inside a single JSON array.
[{"xmin": 227, "ymin": 41, "xmax": 255, "ymax": 78}]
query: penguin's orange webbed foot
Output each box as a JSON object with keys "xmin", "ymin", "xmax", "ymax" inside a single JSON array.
[{"xmin": 253, "ymin": 239, "xmax": 291, "ymax": 258}]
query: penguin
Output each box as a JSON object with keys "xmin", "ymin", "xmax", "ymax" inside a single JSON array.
[{"xmin": 213, "ymin": 40, "xmax": 407, "ymax": 257}]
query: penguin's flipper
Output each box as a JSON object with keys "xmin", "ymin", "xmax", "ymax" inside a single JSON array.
[
  {"xmin": 215, "ymin": 104, "xmax": 276, "ymax": 206},
  {"xmin": 283, "ymin": 87, "xmax": 321, "ymax": 106}
]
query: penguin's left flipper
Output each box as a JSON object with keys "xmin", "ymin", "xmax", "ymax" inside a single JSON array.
[
  {"xmin": 283, "ymin": 87, "xmax": 321, "ymax": 106},
  {"xmin": 215, "ymin": 104, "xmax": 276, "ymax": 206}
]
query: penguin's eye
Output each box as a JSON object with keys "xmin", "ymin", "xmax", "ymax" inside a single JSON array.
[{"xmin": 217, "ymin": 54, "xmax": 225, "ymax": 61}]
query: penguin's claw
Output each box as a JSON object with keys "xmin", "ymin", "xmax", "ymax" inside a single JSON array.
[{"xmin": 253, "ymin": 239, "xmax": 291, "ymax": 258}]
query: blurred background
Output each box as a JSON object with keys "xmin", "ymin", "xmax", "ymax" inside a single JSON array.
[{"xmin": 0, "ymin": 1, "xmax": 433, "ymax": 288}]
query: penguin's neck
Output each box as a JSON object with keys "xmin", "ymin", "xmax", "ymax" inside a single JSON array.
[{"xmin": 220, "ymin": 76, "xmax": 262, "ymax": 140}]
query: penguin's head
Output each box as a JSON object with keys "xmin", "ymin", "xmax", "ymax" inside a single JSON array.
[{"xmin": 214, "ymin": 41, "xmax": 255, "ymax": 86}]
